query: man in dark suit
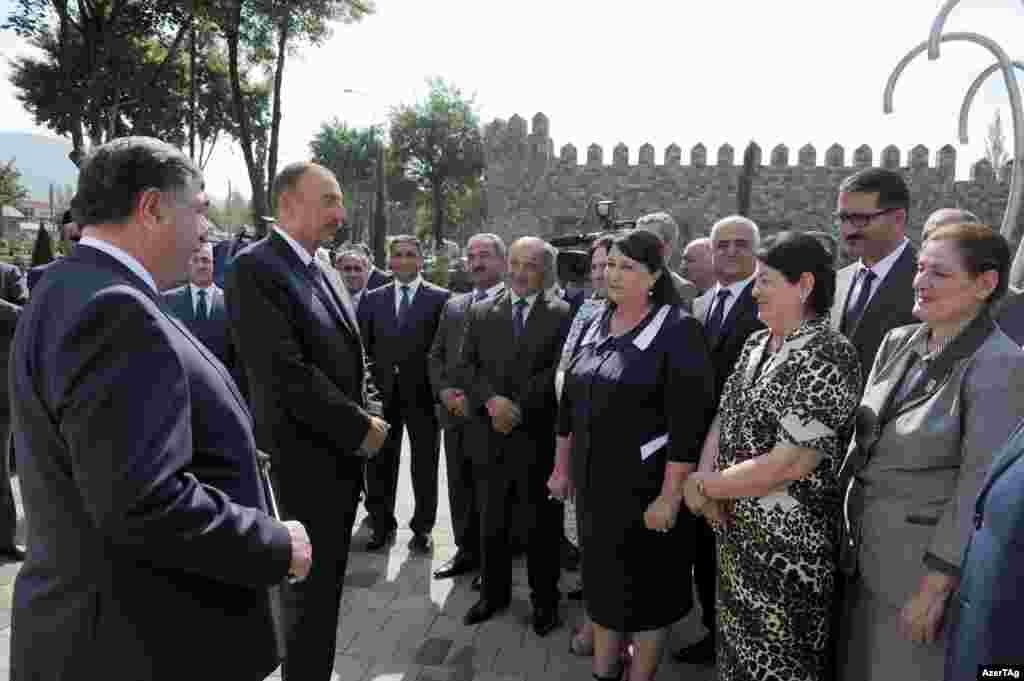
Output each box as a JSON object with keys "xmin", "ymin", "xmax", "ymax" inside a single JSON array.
[
  {"xmin": 677, "ymin": 215, "xmax": 764, "ymax": 665},
  {"xmin": 459, "ymin": 237, "xmax": 571, "ymax": 635},
  {"xmin": 635, "ymin": 211, "xmax": 699, "ymax": 312},
  {"xmin": 10, "ymin": 136, "xmax": 309, "ymax": 681},
  {"xmin": 27, "ymin": 209, "xmax": 81, "ymax": 292},
  {"xmin": 428, "ymin": 233, "xmax": 507, "ymax": 580},
  {"xmin": 354, "ymin": 242, "xmax": 393, "ymax": 292},
  {"xmin": 830, "ymin": 168, "xmax": 918, "ymax": 383},
  {"xmin": 226, "ymin": 161, "xmax": 388, "ymax": 681},
  {"xmin": 359, "ymin": 235, "xmax": 451, "ymax": 553},
  {"xmin": 164, "ymin": 242, "xmax": 234, "ymax": 366},
  {"xmin": 0, "ymin": 295, "xmax": 23, "ymax": 562}
]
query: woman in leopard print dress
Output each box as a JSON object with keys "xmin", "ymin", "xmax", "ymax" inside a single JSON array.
[{"xmin": 685, "ymin": 233, "xmax": 861, "ymax": 681}]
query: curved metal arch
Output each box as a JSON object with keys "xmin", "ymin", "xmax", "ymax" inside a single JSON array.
[
  {"xmin": 927, "ymin": 0, "xmax": 962, "ymax": 60},
  {"xmin": 958, "ymin": 61, "xmax": 1024, "ymax": 145},
  {"xmin": 883, "ymin": 32, "xmax": 1024, "ymax": 256}
]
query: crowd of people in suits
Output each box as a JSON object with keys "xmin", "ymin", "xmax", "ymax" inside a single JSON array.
[{"xmin": 1, "ymin": 134, "xmax": 1023, "ymax": 681}]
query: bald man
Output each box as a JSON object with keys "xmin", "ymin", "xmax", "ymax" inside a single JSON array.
[{"xmin": 682, "ymin": 237, "xmax": 715, "ymax": 295}]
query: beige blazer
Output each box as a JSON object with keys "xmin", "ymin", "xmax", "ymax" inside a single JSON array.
[{"xmin": 842, "ymin": 315, "xmax": 1024, "ymax": 608}]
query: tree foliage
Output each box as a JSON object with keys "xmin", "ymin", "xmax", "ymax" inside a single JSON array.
[
  {"xmin": 389, "ymin": 77, "xmax": 486, "ymax": 247},
  {"xmin": 0, "ymin": 159, "xmax": 30, "ymax": 207}
]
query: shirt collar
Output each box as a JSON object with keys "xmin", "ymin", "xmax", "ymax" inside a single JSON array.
[
  {"xmin": 79, "ymin": 236, "xmax": 158, "ymax": 294},
  {"xmin": 859, "ymin": 238, "xmax": 909, "ymax": 282},
  {"xmin": 508, "ymin": 290, "xmax": 539, "ymax": 307},
  {"xmin": 394, "ymin": 275, "xmax": 423, "ymax": 296},
  {"xmin": 713, "ymin": 272, "xmax": 756, "ymax": 300},
  {"xmin": 189, "ymin": 283, "xmax": 216, "ymax": 297},
  {"xmin": 274, "ymin": 226, "xmax": 314, "ymax": 266},
  {"xmin": 475, "ymin": 282, "xmax": 505, "ymax": 299}
]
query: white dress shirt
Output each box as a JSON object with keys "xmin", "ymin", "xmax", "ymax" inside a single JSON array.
[
  {"xmin": 706, "ymin": 273, "xmax": 756, "ymax": 325},
  {"xmin": 393, "ymin": 275, "xmax": 423, "ymax": 316},
  {"xmin": 472, "ymin": 282, "xmax": 505, "ymax": 301},
  {"xmin": 189, "ymin": 284, "xmax": 217, "ymax": 316},
  {"xmin": 79, "ymin": 236, "xmax": 158, "ymax": 294},
  {"xmin": 847, "ymin": 238, "xmax": 910, "ymax": 309}
]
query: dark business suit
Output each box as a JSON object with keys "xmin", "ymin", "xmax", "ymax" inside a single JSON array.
[
  {"xmin": 10, "ymin": 246, "xmax": 292, "ymax": 681},
  {"xmin": 691, "ymin": 281, "xmax": 763, "ymax": 639},
  {"xmin": 995, "ymin": 289, "xmax": 1024, "ymax": 346},
  {"xmin": 359, "ymin": 280, "xmax": 450, "ymax": 536},
  {"xmin": 945, "ymin": 420, "xmax": 1024, "ymax": 679},
  {"xmin": 831, "ymin": 244, "xmax": 918, "ymax": 388},
  {"xmin": 0, "ymin": 297, "xmax": 20, "ymax": 553},
  {"xmin": 367, "ymin": 267, "xmax": 393, "ymax": 292},
  {"xmin": 226, "ymin": 230, "xmax": 381, "ymax": 681},
  {"xmin": 460, "ymin": 290, "xmax": 571, "ymax": 607},
  {"xmin": 427, "ymin": 288, "xmax": 502, "ymax": 556}
]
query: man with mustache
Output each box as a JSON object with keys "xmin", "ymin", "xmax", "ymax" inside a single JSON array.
[
  {"xmin": 428, "ymin": 233, "xmax": 507, "ymax": 581},
  {"xmin": 830, "ymin": 168, "xmax": 919, "ymax": 388}
]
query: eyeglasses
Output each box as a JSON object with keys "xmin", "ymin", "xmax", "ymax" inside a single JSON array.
[
  {"xmin": 339, "ymin": 265, "xmax": 365, "ymax": 273},
  {"xmin": 833, "ymin": 207, "xmax": 898, "ymax": 229}
]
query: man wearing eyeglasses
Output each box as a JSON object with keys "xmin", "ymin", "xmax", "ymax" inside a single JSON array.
[
  {"xmin": 830, "ymin": 168, "xmax": 918, "ymax": 388},
  {"xmin": 336, "ymin": 248, "xmax": 371, "ymax": 313}
]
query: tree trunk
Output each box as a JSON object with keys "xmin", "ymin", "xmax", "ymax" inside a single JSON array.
[
  {"xmin": 266, "ymin": 9, "xmax": 290, "ymax": 215},
  {"xmin": 225, "ymin": 2, "xmax": 269, "ymax": 235},
  {"xmin": 189, "ymin": 5, "xmax": 197, "ymax": 161},
  {"xmin": 432, "ymin": 179, "xmax": 444, "ymax": 250},
  {"xmin": 374, "ymin": 140, "xmax": 387, "ymax": 267}
]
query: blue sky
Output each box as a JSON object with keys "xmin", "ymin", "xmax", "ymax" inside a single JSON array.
[{"xmin": 2, "ymin": 0, "xmax": 1024, "ymax": 199}]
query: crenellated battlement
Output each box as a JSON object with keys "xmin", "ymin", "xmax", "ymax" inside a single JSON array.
[{"xmin": 480, "ymin": 112, "xmax": 1018, "ymax": 246}]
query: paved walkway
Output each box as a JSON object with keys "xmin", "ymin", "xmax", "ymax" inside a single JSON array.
[{"xmin": 0, "ymin": 436, "xmax": 715, "ymax": 681}]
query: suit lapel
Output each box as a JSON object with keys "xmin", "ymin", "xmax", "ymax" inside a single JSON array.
[
  {"xmin": 976, "ymin": 420, "xmax": 1024, "ymax": 507},
  {"xmin": 715, "ymin": 282, "xmax": 756, "ymax": 349},
  {"xmin": 160, "ymin": 309, "xmax": 249, "ymax": 415},
  {"xmin": 268, "ymin": 233, "xmax": 357, "ymax": 340},
  {"xmin": 832, "ymin": 266, "xmax": 856, "ymax": 332},
  {"xmin": 851, "ymin": 244, "xmax": 917, "ymax": 342}
]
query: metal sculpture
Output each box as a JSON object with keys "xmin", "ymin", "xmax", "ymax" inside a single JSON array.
[{"xmin": 885, "ymin": 2, "xmax": 1024, "ymax": 288}]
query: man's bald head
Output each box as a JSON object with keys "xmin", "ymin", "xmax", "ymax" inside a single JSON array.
[
  {"xmin": 682, "ymin": 237, "xmax": 715, "ymax": 293},
  {"xmin": 923, "ymin": 208, "xmax": 980, "ymax": 238}
]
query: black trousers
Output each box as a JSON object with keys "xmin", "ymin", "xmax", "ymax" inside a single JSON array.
[
  {"xmin": 365, "ymin": 381, "xmax": 440, "ymax": 535},
  {"xmin": 693, "ymin": 516, "xmax": 716, "ymax": 635},
  {"xmin": 443, "ymin": 424, "xmax": 478, "ymax": 555},
  {"xmin": 0, "ymin": 419, "xmax": 18, "ymax": 549},
  {"xmin": 281, "ymin": 481, "xmax": 360, "ymax": 681},
  {"xmin": 474, "ymin": 438, "xmax": 561, "ymax": 608}
]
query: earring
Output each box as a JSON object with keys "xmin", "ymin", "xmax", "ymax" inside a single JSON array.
[
  {"xmin": 648, "ymin": 288, "xmax": 654, "ymax": 297},
  {"xmin": 800, "ymin": 291, "xmax": 808, "ymax": 304}
]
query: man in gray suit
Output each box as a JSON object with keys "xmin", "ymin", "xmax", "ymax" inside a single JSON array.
[
  {"xmin": 427, "ymin": 233, "xmax": 506, "ymax": 580},
  {"xmin": 635, "ymin": 211, "xmax": 698, "ymax": 311},
  {"xmin": 831, "ymin": 168, "xmax": 919, "ymax": 384}
]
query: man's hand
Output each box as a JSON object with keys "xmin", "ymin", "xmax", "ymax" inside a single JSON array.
[
  {"xmin": 546, "ymin": 468, "xmax": 574, "ymax": 502},
  {"xmin": 898, "ymin": 572, "xmax": 958, "ymax": 645},
  {"xmin": 440, "ymin": 388, "xmax": 467, "ymax": 419},
  {"xmin": 644, "ymin": 493, "xmax": 682, "ymax": 533},
  {"xmin": 486, "ymin": 396, "xmax": 521, "ymax": 434},
  {"xmin": 360, "ymin": 416, "xmax": 390, "ymax": 457},
  {"xmin": 283, "ymin": 520, "xmax": 312, "ymax": 582}
]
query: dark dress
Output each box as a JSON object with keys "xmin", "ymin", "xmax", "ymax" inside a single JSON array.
[
  {"xmin": 557, "ymin": 304, "xmax": 716, "ymax": 631},
  {"xmin": 714, "ymin": 318, "xmax": 861, "ymax": 681}
]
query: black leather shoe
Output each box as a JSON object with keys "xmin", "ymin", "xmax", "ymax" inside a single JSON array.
[
  {"xmin": 0, "ymin": 544, "xmax": 25, "ymax": 561},
  {"xmin": 434, "ymin": 551, "xmax": 478, "ymax": 579},
  {"xmin": 673, "ymin": 634, "xmax": 715, "ymax": 665},
  {"xmin": 532, "ymin": 605, "xmax": 562, "ymax": 637},
  {"xmin": 471, "ymin": 574, "xmax": 483, "ymax": 591},
  {"xmin": 463, "ymin": 597, "xmax": 509, "ymax": 626},
  {"xmin": 365, "ymin": 529, "xmax": 395, "ymax": 552},
  {"xmin": 408, "ymin": 532, "xmax": 433, "ymax": 554}
]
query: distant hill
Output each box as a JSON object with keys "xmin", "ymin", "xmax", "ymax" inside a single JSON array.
[{"xmin": 0, "ymin": 132, "xmax": 78, "ymax": 201}]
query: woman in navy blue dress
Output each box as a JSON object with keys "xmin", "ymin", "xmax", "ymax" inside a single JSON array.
[{"xmin": 551, "ymin": 229, "xmax": 717, "ymax": 681}]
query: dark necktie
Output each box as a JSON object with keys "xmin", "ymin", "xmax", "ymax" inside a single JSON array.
[
  {"xmin": 397, "ymin": 285, "xmax": 411, "ymax": 329},
  {"xmin": 844, "ymin": 269, "xmax": 877, "ymax": 334},
  {"xmin": 195, "ymin": 289, "xmax": 208, "ymax": 321},
  {"xmin": 308, "ymin": 260, "xmax": 352, "ymax": 331},
  {"xmin": 513, "ymin": 298, "xmax": 528, "ymax": 340},
  {"xmin": 705, "ymin": 289, "xmax": 731, "ymax": 345}
]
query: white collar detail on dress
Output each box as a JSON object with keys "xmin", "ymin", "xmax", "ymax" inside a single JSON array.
[{"xmin": 580, "ymin": 304, "xmax": 671, "ymax": 351}]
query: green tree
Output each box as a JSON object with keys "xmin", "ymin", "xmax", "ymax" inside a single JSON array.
[
  {"xmin": 0, "ymin": 159, "xmax": 30, "ymax": 207},
  {"xmin": 388, "ymin": 77, "xmax": 486, "ymax": 249}
]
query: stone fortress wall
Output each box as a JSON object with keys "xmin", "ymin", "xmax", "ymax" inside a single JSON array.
[{"xmin": 481, "ymin": 112, "xmax": 1017, "ymax": 247}]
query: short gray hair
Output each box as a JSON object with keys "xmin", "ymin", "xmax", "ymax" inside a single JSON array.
[
  {"xmin": 467, "ymin": 232, "xmax": 507, "ymax": 259},
  {"xmin": 923, "ymin": 208, "xmax": 980, "ymax": 237},
  {"xmin": 72, "ymin": 136, "xmax": 201, "ymax": 226},
  {"xmin": 272, "ymin": 162, "xmax": 326, "ymax": 214},
  {"xmin": 542, "ymin": 241, "xmax": 558, "ymax": 290},
  {"xmin": 336, "ymin": 248, "xmax": 369, "ymax": 265},
  {"xmin": 710, "ymin": 215, "xmax": 761, "ymax": 248},
  {"xmin": 635, "ymin": 212, "xmax": 680, "ymax": 247}
]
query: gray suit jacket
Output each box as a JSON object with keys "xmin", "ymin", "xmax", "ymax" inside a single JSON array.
[
  {"xmin": 831, "ymin": 244, "xmax": 918, "ymax": 388},
  {"xmin": 841, "ymin": 315, "xmax": 1024, "ymax": 608},
  {"xmin": 995, "ymin": 288, "xmax": 1024, "ymax": 346},
  {"xmin": 427, "ymin": 290, "xmax": 496, "ymax": 429}
]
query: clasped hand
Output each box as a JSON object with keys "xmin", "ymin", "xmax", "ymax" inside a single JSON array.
[
  {"xmin": 898, "ymin": 573, "xmax": 957, "ymax": 645},
  {"xmin": 359, "ymin": 416, "xmax": 390, "ymax": 458},
  {"xmin": 441, "ymin": 388, "xmax": 467, "ymax": 419},
  {"xmin": 486, "ymin": 396, "xmax": 521, "ymax": 434},
  {"xmin": 683, "ymin": 474, "xmax": 730, "ymax": 529},
  {"xmin": 546, "ymin": 467, "xmax": 574, "ymax": 502},
  {"xmin": 644, "ymin": 493, "xmax": 682, "ymax": 533}
]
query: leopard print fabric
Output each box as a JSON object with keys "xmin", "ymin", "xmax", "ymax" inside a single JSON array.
[{"xmin": 714, "ymin": 317, "xmax": 861, "ymax": 681}]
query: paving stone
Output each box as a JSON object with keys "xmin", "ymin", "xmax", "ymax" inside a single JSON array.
[
  {"xmin": 361, "ymin": 661, "xmax": 422, "ymax": 681},
  {"xmin": 412, "ymin": 637, "xmax": 452, "ymax": 666},
  {"xmin": 333, "ymin": 654, "xmax": 371, "ymax": 681}
]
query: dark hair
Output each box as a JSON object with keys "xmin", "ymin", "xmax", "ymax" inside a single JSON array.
[
  {"xmin": 71, "ymin": 136, "xmax": 200, "ymax": 226},
  {"xmin": 838, "ymin": 167, "xmax": 910, "ymax": 213},
  {"xmin": 609, "ymin": 229, "xmax": 681, "ymax": 307},
  {"xmin": 388, "ymin": 234, "xmax": 422, "ymax": 256},
  {"xmin": 756, "ymin": 231, "xmax": 836, "ymax": 316},
  {"xmin": 61, "ymin": 209, "xmax": 74, "ymax": 225},
  {"xmin": 271, "ymin": 162, "xmax": 319, "ymax": 215},
  {"xmin": 926, "ymin": 223, "xmax": 1011, "ymax": 304}
]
